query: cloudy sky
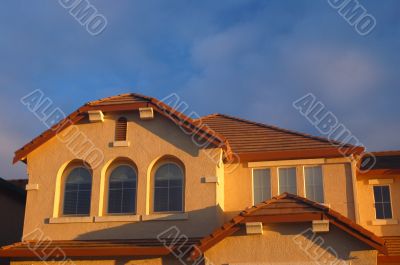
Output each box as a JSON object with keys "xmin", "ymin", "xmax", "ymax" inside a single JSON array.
[{"xmin": 1, "ymin": 0, "xmax": 399, "ymax": 179}]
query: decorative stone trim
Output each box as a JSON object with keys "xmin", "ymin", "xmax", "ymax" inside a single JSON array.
[
  {"xmin": 312, "ymin": 220, "xmax": 330, "ymax": 232},
  {"xmin": 372, "ymin": 219, "xmax": 398, "ymax": 226},
  {"xmin": 368, "ymin": 179, "xmax": 394, "ymax": 185},
  {"xmin": 112, "ymin": 140, "xmax": 130, "ymax": 147},
  {"xmin": 25, "ymin": 184, "xmax": 39, "ymax": 191},
  {"xmin": 139, "ymin": 107, "xmax": 154, "ymax": 120},
  {"xmin": 48, "ymin": 216, "xmax": 93, "ymax": 224},
  {"xmin": 87, "ymin": 110, "xmax": 104, "ymax": 122}
]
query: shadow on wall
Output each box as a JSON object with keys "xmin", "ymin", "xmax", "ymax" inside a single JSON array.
[{"xmin": 74, "ymin": 205, "xmax": 224, "ymax": 240}]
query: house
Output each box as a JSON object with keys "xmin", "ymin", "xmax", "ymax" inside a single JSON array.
[
  {"xmin": 0, "ymin": 178, "xmax": 26, "ymax": 247},
  {"xmin": 0, "ymin": 93, "xmax": 398, "ymax": 265},
  {"xmin": 0, "ymin": 178, "xmax": 26, "ymax": 265}
]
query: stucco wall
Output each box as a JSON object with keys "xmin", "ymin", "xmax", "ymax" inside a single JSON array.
[
  {"xmin": 223, "ymin": 161, "xmax": 356, "ymax": 221},
  {"xmin": 23, "ymin": 111, "xmax": 223, "ymax": 240},
  {"xmin": 204, "ymin": 224, "xmax": 377, "ymax": 265},
  {"xmin": 357, "ymin": 175, "xmax": 400, "ymax": 236}
]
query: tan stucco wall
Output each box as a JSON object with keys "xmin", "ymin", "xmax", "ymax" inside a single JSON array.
[
  {"xmin": 357, "ymin": 175, "xmax": 400, "ymax": 236},
  {"xmin": 23, "ymin": 111, "xmax": 223, "ymax": 240},
  {"xmin": 224, "ymin": 161, "xmax": 356, "ymax": 220},
  {"xmin": 204, "ymin": 224, "xmax": 377, "ymax": 265}
]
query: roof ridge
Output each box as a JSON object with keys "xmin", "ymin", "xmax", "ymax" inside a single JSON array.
[
  {"xmin": 87, "ymin": 93, "xmax": 151, "ymax": 106},
  {"xmin": 204, "ymin": 113, "xmax": 355, "ymax": 148}
]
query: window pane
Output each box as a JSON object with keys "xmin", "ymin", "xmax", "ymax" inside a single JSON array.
[
  {"xmin": 108, "ymin": 165, "xmax": 137, "ymax": 214},
  {"xmin": 304, "ymin": 166, "xmax": 324, "ymax": 203},
  {"xmin": 374, "ymin": 186, "xmax": 382, "ymax": 202},
  {"xmin": 382, "ymin": 186, "xmax": 391, "ymax": 202},
  {"xmin": 375, "ymin": 203, "xmax": 384, "ymax": 219},
  {"xmin": 63, "ymin": 167, "xmax": 92, "ymax": 216},
  {"xmin": 154, "ymin": 163, "xmax": 184, "ymax": 212},
  {"xmin": 373, "ymin": 186, "xmax": 392, "ymax": 220},
  {"xmin": 279, "ymin": 168, "xmax": 297, "ymax": 195},
  {"xmin": 121, "ymin": 188, "xmax": 136, "ymax": 213},
  {"xmin": 154, "ymin": 187, "xmax": 169, "ymax": 212},
  {"xmin": 108, "ymin": 190, "xmax": 123, "ymax": 213},
  {"xmin": 383, "ymin": 203, "xmax": 393, "ymax": 219},
  {"xmin": 169, "ymin": 187, "xmax": 183, "ymax": 211},
  {"xmin": 253, "ymin": 169, "xmax": 271, "ymax": 204}
]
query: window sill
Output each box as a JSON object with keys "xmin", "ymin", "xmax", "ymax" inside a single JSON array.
[
  {"xmin": 372, "ymin": 219, "xmax": 398, "ymax": 226},
  {"xmin": 94, "ymin": 215, "xmax": 141, "ymax": 223},
  {"xmin": 49, "ymin": 216, "xmax": 93, "ymax": 224},
  {"xmin": 112, "ymin": 141, "xmax": 130, "ymax": 147},
  {"xmin": 142, "ymin": 213, "xmax": 188, "ymax": 221}
]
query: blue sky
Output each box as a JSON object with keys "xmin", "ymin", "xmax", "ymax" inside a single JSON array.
[{"xmin": 1, "ymin": 0, "xmax": 399, "ymax": 179}]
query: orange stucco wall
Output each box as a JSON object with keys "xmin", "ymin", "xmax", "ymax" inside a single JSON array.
[
  {"xmin": 357, "ymin": 175, "xmax": 400, "ymax": 236},
  {"xmin": 204, "ymin": 224, "xmax": 377, "ymax": 265},
  {"xmin": 23, "ymin": 111, "xmax": 223, "ymax": 240},
  {"xmin": 223, "ymin": 161, "xmax": 356, "ymax": 221}
]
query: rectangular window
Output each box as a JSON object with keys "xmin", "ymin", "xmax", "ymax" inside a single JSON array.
[
  {"xmin": 304, "ymin": 166, "xmax": 324, "ymax": 203},
  {"xmin": 253, "ymin": 169, "xmax": 271, "ymax": 204},
  {"xmin": 373, "ymin": 186, "xmax": 393, "ymax": 219},
  {"xmin": 278, "ymin": 167, "xmax": 297, "ymax": 195}
]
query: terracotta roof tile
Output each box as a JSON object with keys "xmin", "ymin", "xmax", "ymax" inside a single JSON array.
[
  {"xmin": 0, "ymin": 238, "xmax": 201, "ymax": 258},
  {"xmin": 13, "ymin": 93, "xmax": 229, "ymax": 164},
  {"xmin": 190, "ymin": 193, "xmax": 386, "ymax": 260},
  {"xmin": 200, "ymin": 113, "xmax": 362, "ymax": 158}
]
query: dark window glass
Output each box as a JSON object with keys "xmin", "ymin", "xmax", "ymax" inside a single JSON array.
[
  {"xmin": 154, "ymin": 163, "xmax": 184, "ymax": 212},
  {"xmin": 253, "ymin": 169, "xmax": 271, "ymax": 204},
  {"xmin": 63, "ymin": 167, "xmax": 92, "ymax": 216},
  {"xmin": 304, "ymin": 166, "xmax": 324, "ymax": 203},
  {"xmin": 108, "ymin": 165, "xmax": 137, "ymax": 214},
  {"xmin": 278, "ymin": 168, "xmax": 297, "ymax": 195},
  {"xmin": 373, "ymin": 186, "xmax": 392, "ymax": 219}
]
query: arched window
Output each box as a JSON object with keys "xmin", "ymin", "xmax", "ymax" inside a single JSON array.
[
  {"xmin": 154, "ymin": 162, "xmax": 184, "ymax": 212},
  {"xmin": 115, "ymin": 117, "xmax": 127, "ymax": 141},
  {"xmin": 108, "ymin": 165, "xmax": 137, "ymax": 214},
  {"xmin": 63, "ymin": 167, "xmax": 92, "ymax": 216}
]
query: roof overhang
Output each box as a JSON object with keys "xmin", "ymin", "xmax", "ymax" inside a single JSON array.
[
  {"xmin": 237, "ymin": 146, "xmax": 364, "ymax": 162},
  {"xmin": 13, "ymin": 94, "xmax": 230, "ymax": 164},
  {"xmin": 190, "ymin": 193, "xmax": 387, "ymax": 261}
]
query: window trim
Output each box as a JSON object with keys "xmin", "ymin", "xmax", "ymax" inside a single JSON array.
[
  {"xmin": 151, "ymin": 160, "xmax": 185, "ymax": 214},
  {"xmin": 277, "ymin": 166, "xmax": 298, "ymax": 195},
  {"xmin": 372, "ymin": 184, "xmax": 394, "ymax": 220},
  {"xmin": 251, "ymin": 168, "xmax": 272, "ymax": 205},
  {"xmin": 303, "ymin": 165, "xmax": 325, "ymax": 203},
  {"xmin": 61, "ymin": 166, "xmax": 93, "ymax": 217},
  {"xmin": 105, "ymin": 163, "xmax": 138, "ymax": 216}
]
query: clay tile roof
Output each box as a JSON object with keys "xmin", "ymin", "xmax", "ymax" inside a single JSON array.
[
  {"xmin": 200, "ymin": 113, "xmax": 363, "ymax": 160},
  {"xmin": 13, "ymin": 93, "xmax": 229, "ymax": 164},
  {"xmin": 378, "ymin": 236, "xmax": 400, "ymax": 263},
  {"xmin": 87, "ymin": 93, "xmax": 151, "ymax": 106},
  {"xmin": 0, "ymin": 238, "xmax": 201, "ymax": 258},
  {"xmin": 190, "ymin": 193, "xmax": 386, "ymax": 260}
]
